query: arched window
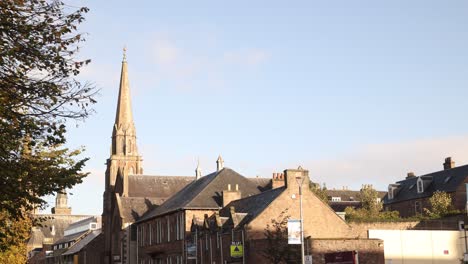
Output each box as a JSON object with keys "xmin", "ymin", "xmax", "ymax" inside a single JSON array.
[{"xmin": 417, "ymin": 178, "xmax": 424, "ymax": 193}]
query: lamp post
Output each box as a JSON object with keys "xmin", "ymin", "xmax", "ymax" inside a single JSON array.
[{"xmin": 296, "ymin": 176, "xmax": 306, "ymax": 264}]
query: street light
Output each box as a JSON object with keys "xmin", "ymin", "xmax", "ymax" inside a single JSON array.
[{"xmin": 296, "ymin": 175, "xmax": 306, "ymax": 264}]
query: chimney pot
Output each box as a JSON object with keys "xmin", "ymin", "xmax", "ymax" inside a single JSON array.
[
  {"xmin": 406, "ymin": 172, "xmax": 416, "ymax": 179},
  {"xmin": 444, "ymin": 157, "xmax": 455, "ymax": 170}
]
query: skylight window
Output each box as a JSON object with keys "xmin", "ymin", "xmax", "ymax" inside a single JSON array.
[{"xmin": 444, "ymin": 176, "xmax": 452, "ymax": 184}]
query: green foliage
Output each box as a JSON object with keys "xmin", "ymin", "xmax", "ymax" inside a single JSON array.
[
  {"xmin": 310, "ymin": 182, "xmax": 328, "ymax": 204},
  {"xmin": 262, "ymin": 210, "xmax": 301, "ymax": 264},
  {"xmin": 345, "ymin": 185, "xmax": 400, "ymax": 222},
  {"xmin": 0, "ymin": 0, "xmax": 95, "ymax": 252},
  {"xmin": 0, "ymin": 211, "xmax": 31, "ymax": 262},
  {"xmin": 424, "ymin": 191, "xmax": 456, "ymax": 218}
]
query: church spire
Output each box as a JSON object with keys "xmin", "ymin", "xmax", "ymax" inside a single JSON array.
[{"xmin": 115, "ymin": 46, "xmax": 133, "ymax": 127}]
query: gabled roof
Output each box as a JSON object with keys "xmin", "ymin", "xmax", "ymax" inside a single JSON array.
[
  {"xmin": 138, "ymin": 168, "xmax": 263, "ymax": 222},
  {"xmin": 248, "ymin": 177, "xmax": 272, "ymax": 191},
  {"xmin": 54, "ymin": 230, "xmax": 88, "ymax": 245},
  {"xmin": 219, "ymin": 187, "xmax": 285, "ymax": 226},
  {"xmin": 128, "ymin": 175, "xmax": 194, "ymax": 198},
  {"xmin": 119, "ymin": 197, "xmax": 161, "ymax": 222},
  {"xmin": 63, "ymin": 230, "xmax": 101, "ymax": 256},
  {"xmin": 384, "ymin": 164, "xmax": 468, "ymax": 204}
]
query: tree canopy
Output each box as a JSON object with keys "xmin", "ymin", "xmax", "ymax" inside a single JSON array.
[{"xmin": 0, "ymin": 0, "xmax": 95, "ymax": 251}]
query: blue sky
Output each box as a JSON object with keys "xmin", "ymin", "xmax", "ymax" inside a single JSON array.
[{"xmin": 44, "ymin": 1, "xmax": 468, "ymax": 215}]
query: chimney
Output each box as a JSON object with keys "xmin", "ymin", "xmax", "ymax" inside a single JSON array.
[
  {"xmin": 272, "ymin": 172, "xmax": 285, "ymax": 188},
  {"xmin": 406, "ymin": 172, "xmax": 416, "ymax": 179},
  {"xmin": 217, "ymin": 155, "xmax": 224, "ymax": 171},
  {"xmin": 284, "ymin": 166, "xmax": 310, "ymax": 190},
  {"xmin": 222, "ymin": 184, "xmax": 241, "ymax": 206},
  {"xmin": 443, "ymin": 157, "xmax": 455, "ymax": 170}
]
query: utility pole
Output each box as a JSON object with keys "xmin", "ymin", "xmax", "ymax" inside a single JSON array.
[{"xmin": 296, "ymin": 176, "xmax": 306, "ymax": 264}]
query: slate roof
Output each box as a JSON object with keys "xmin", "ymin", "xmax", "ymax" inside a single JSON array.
[
  {"xmin": 138, "ymin": 168, "xmax": 263, "ymax": 222},
  {"xmin": 32, "ymin": 214, "xmax": 93, "ymax": 243},
  {"xmin": 63, "ymin": 230, "xmax": 101, "ymax": 256},
  {"xmin": 384, "ymin": 164, "xmax": 468, "ymax": 204},
  {"xmin": 66, "ymin": 216, "xmax": 99, "ymax": 232},
  {"xmin": 119, "ymin": 197, "xmax": 161, "ymax": 222},
  {"xmin": 128, "ymin": 175, "xmax": 194, "ymax": 198},
  {"xmin": 329, "ymin": 201, "xmax": 362, "ymax": 212},
  {"xmin": 248, "ymin": 177, "xmax": 272, "ymax": 191},
  {"xmin": 54, "ymin": 230, "xmax": 88, "ymax": 245},
  {"xmin": 219, "ymin": 187, "xmax": 286, "ymax": 226}
]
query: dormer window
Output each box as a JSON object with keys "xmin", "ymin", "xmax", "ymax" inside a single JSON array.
[
  {"xmin": 388, "ymin": 186, "xmax": 394, "ymax": 199},
  {"xmin": 417, "ymin": 177, "xmax": 424, "ymax": 193},
  {"xmin": 331, "ymin": 197, "xmax": 341, "ymax": 202}
]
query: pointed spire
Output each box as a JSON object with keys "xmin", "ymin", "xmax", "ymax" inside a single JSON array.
[
  {"xmin": 216, "ymin": 155, "xmax": 224, "ymax": 171},
  {"xmin": 195, "ymin": 158, "xmax": 202, "ymax": 180},
  {"xmin": 115, "ymin": 46, "xmax": 134, "ymax": 126}
]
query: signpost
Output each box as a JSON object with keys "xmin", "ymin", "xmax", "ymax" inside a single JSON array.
[{"xmin": 288, "ymin": 219, "xmax": 301, "ymax": 244}]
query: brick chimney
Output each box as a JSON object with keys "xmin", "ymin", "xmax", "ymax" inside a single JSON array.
[
  {"xmin": 443, "ymin": 157, "xmax": 455, "ymax": 170},
  {"xmin": 284, "ymin": 166, "xmax": 310, "ymax": 190},
  {"xmin": 272, "ymin": 172, "xmax": 285, "ymax": 188},
  {"xmin": 222, "ymin": 184, "xmax": 241, "ymax": 206}
]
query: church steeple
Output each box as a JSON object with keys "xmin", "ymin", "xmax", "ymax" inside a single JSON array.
[
  {"xmin": 114, "ymin": 47, "xmax": 134, "ymax": 128},
  {"xmin": 106, "ymin": 48, "xmax": 143, "ymax": 191}
]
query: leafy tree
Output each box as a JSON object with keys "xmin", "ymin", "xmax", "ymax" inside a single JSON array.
[
  {"xmin": 310, "ymin": 182, "xmax": 328, "ymax": 204},
  {"xmin": 424, "ymin": 191, "xmax": 454, "ymax": 218},
  {"xmin": 0, "ymin": 211, "xmax": 31, "ymax": 263},
  {"xmin": 262, "ymin": 210, "xmax": 301, "ymax": 264},
  {"xmin": 358, "ymin": 184, "xmax": 383, "ymax": 215},
  {"xmin": 345, "ymin": 185, "xmax": 400, "ymax": 221},
  {"xmin": 0, "ymin": 0, "xmax": 95, "ymax": 251}
]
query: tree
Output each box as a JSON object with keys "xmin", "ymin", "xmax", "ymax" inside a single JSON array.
[
  {"xmin": 345, "ymin": 185, "xmax": 399, "ymax": 221},
  {"xmin": 0, "ymin": 0, "xmax": 95, "ymax": 252},
  {"xmin": 424, "ymin": 191, "xmax": 454, "ymax": 218},
  {"xmin": 262, "ymin": 210, "xmax": 300, "ymax": 264},
  {"xmin": 0, "ymin": 211, "xmax": 31, "ymax": 263},
  {"xmin": 358, "ymin": 184, "xmax": 383, "ymax": 215},
  {"xmin": 310, "ymin": 182, "xmax": 328, "ymax": 204}
]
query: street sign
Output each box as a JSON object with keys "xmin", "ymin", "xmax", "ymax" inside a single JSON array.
[
  {"xmin": 288, "ymin": 219, "xmax": 301, "ymax": 244},
  {"xmin": 230, "ymin": 243, "xmax": 243, "ymax": 258}
]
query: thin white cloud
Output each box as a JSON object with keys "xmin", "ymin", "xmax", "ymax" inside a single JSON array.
[
  {"xmin": 147, "ymin": 35, "xmax": 271, "ymax": 91},
  {"xmin": 223, "ymin": 49, "xmax": 271, "ymax": 66},
  {"xmin": 307, "ymin": 135, "xmax": 468, "ymax": 191}
]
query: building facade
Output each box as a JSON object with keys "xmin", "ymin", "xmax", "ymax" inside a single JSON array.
[{"xmin": 384, "ymin": 157, "xmax": 468, "ymax": 217}]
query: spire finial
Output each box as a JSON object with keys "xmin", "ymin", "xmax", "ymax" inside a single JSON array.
[
  {"xmin": 123, "ymin": 45, "xmax": 127, "ymax": 62},
  {"xmin": 195, "ymin": 158, "xmax": 202, "ymax": 179}
]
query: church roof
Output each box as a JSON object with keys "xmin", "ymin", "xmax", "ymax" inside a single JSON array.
[
  {"xmin": 138, "ymin": 168, "xmax": 263, "ymax": 222},
  {"xmin": 119, "ymin": 197, "xmax": 162, "ymax": 222},
  {"xmin": 128, "ymin": 175, "xmax": 194, "ymax": 198}
]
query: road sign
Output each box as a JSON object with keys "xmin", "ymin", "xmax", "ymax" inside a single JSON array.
[{"xmin": 230, "ymin": 243, "xmax": 243, "ymax": 258}]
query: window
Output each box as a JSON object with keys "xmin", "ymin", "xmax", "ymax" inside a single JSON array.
[
  {"xmin": 388, "ymin": 186, "xmax": 394, "ymax": 200},
  {"xmin": 417, "ymin": 178, "xmax": 424, "ymax": 193},
  {"xmin": 331, "ymin": 197, "xmax": 341, "ymax": 202},
  {"xmin": 167, "ymin": 216, "xmax": 171, "ymax": 242},
  {"xmin": 415, "ymin": 201, "xmax": 422, "ymax": 215}
]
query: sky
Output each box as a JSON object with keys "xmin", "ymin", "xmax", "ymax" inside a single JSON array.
[{"xmin": 42, "ymin": 0, "xmax": 468, "ymax": 215}]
